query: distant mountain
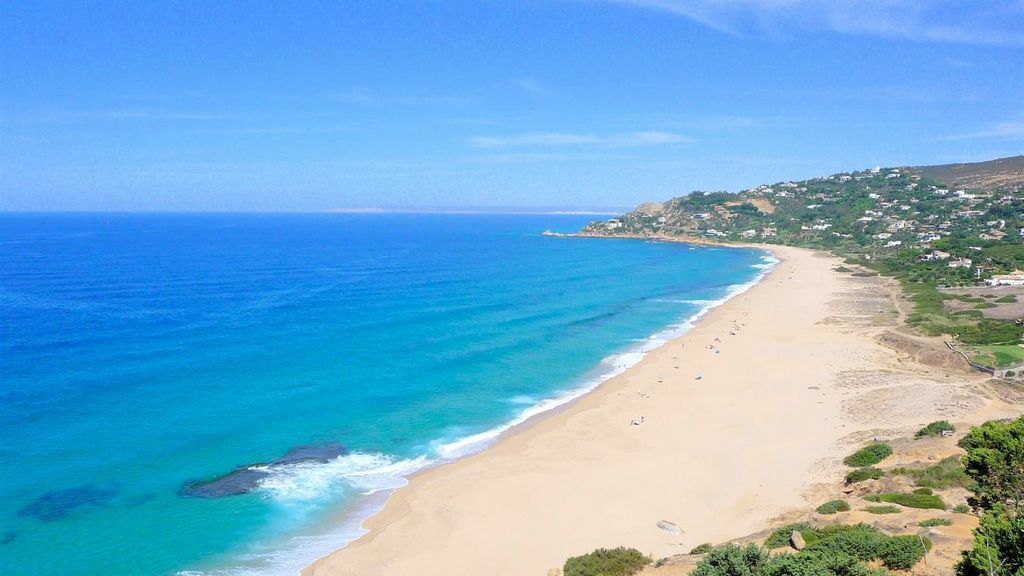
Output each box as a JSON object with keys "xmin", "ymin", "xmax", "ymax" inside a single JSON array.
[
  {"xmin": 581, "ymin": 156, "xmax": 1023, "ymax": 269},
  {"xmin": 580, "ymin": 155, "xmax": 1024, "ymax": 346},
  {"xmin": 911, "ymin": 155, "xmax": 1024, "ymax": 193}
]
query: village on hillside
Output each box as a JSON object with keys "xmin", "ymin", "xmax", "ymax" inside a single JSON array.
[{"xmin": 581, "ymin": 156, "xmax": 1024, "ymax": 376}]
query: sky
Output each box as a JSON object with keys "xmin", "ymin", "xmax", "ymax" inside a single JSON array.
[{"xmin": 1, "ymin": 0, "xmax": 1022, "ymax": 212}]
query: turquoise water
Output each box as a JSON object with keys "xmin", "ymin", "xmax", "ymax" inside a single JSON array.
[{"xmin": 0, "ymin": 213, "xmax": 770, "ymax": 575}]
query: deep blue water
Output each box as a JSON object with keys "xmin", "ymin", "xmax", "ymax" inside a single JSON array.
[{"xmin": 0, "ymin": 213, "xmax": 769, "ymax": 575}]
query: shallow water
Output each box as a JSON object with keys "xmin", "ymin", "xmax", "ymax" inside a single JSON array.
[{"xmin": 0, "ymin": 213, "xmax": 768, "ymax": 575}]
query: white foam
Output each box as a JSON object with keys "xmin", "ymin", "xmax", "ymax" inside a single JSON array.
[
  {"xmin": 255, "ymin": 452, "xmax": 430, "ymax": 502},
  {"xmin": 505, "ymin": 394, "xmax": 537, "ymax": 405},
  {"xmin": 183, "ymin": 248, "xmax": 779, "ymax": 576}
]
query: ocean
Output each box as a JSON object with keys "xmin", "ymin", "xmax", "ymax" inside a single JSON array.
[{"xmin": 0, "ymin": 213, "xmax": 771, "ymax": 575}]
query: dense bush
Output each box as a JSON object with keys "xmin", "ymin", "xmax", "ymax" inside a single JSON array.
[
  {"xmin": 957, "ymin": 505, "xmax": 1024, "ymax": 576},
  {"xmin": 916, "ymin": 420, "xmax": 955, "ymax": 438},
  {"xmin": 878, "ymin": 535, "xmax": 932, "ymax": 570},
  {"xmin": 843, "ymin": 443, "xmax": 893, "ymax": 467},
  {"xmin": 913, "ymin": 487, "xmax": 934, "ymax": 495},
  {"xmin": 864, "ymin": 505, "xmax": 901, "ymax": 514},
  {"xmin": 865, "ymin": 492, "xmax": 946, "ymax": 509},
  {"xmin": 564, "ymin": 547, "xmax": 650, "ymax": 576},
  {"xmin": 807, "ymin": 524, "xmax": 889, "ymax": 560},
  {"xmin": 695, "ymin": 523, "xmax": 932, "ymax": 575},
  {"xmin": 955, "ymin": 416, "xmax": 1024, "ymax": 576},
  {"xmin": 919, "ymin": 518, "xmax": 953, "ymax": 527},
  {"xmin": 891, "ymin": 456, "xmax": 971, "ymax": 489},
  {"xmin": 691, "ymin": 544, "xmax": 767, "ymax": 576},
  {"xmin": 816, "ymin": 500, "xmax": 851, "ymax": 515},
  {"xmin": 958, "ymin": 416, "xmax": 1024, "ymax": 507},
  {"xmin": 957, "ymin": 318, "xmax": 1023, "ymax": 345},
  {"xmin": 763, "ymin": 549, "xmax": 887, "ymax": 576},
  {"xmin": 845, "ymin": 467, "xmax": 883, "ymax": 485},
  {"xmin": 807, "ymin": 524, "xmax": 931, "ymax": 571},
  {"xmin": 764, "ymin": 523, "xmax": 818, "ymax": 549},
  {"xmin": 690, "ymin": 543, "xmax": 714, "ymax": 554}
]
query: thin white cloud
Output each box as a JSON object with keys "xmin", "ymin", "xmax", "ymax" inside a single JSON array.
[
  {"xmin": 944, "ymin": 57, "xmax": 974, "ymax": 68},
  {"xmin": 513, "ymin": 77, "xmax": 552, "ymax": 97},
  {"xmin": 332, "ymin": 87, "xmax": 475, "ymax": 106},
  {"xmin": 592, "ymin": 0, "xmax": 1024, "ymax": 47},
  {"xmin": 469, "ymin": 131, "xmax": 692, "ymax": 148},
  {"xmin": 936, "ymin": 120, "xmax": 1024, "ymax": 141}
]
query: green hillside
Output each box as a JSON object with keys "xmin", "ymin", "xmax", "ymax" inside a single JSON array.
[{"xmin": 581, "ymin": 156, "xmax": 1024, "ymax": 350}]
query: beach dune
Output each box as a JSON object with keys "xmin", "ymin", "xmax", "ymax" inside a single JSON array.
[{"xmin": 304, "ymin": 245, "xmax": 995, "ymax": 576}]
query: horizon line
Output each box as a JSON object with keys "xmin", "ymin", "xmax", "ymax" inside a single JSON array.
[{"xmin": 0, "ymin": 207, "xmax": 629, "ymax": 216}]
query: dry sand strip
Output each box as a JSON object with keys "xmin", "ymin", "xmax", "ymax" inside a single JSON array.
[{"xmin": 303, "ymin": 245, "xmax": 1004, "ymax": 576}]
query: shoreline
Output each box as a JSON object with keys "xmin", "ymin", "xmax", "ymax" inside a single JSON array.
[
  {"xmin": 300, "ymin": 242, "xmax": 787, "ymax": 574},
  {"xmin": 302, "ymin": 243, "xmax": 1001, "ymax": 576},
  {"xmin": 255, "ymin": 242, "xmax": 776, "ymax": 575}
]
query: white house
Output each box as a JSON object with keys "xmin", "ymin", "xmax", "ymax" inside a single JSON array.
[
  {"xmin": 948, "ymin": 258, "xmax": 973, "ymax": 269},
  {"xmin": 986, "ymin": 271, "xmax": 1024, "ymax": 287},
  {"xmin": 921, "ymin": 250, "xmax": 951, "ymax": 261}
]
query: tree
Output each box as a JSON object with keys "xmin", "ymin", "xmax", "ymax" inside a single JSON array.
[{"xmin": 958, "ymin": 417, "xmax": 1024, "ymax": 507}]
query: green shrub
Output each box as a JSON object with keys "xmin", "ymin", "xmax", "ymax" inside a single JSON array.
[
  {"xmin": 891, "ymin": 456, "xmax": 972, "ymax": 489},
  {"xmin": 994, "ymin": 295, "xmax": 1017, "ymax": 303},
  {"xmin": 808, "ymin": 524, "xmax": 889, "ymax": 560},
  {"xmin": 843, "ymin": 443, "xmax": 893, "ymax": 467},
  {"xmin": 805, "ymin": 524, "xmax": 932, "ymax": 571},
  {"xmin": 864, "ymin": 505, "xmax": 902, "ymax": 514},
  {"xmin": 691, "ymin": 544, "xmax": 768, "ymax": 576},
  {"xmin": 956, "ymin": 505, "xmax": 1024, "ymax": 576},
  {"xmin": 845, "ymin": 467, "xmax": 884, "ymax": 485},
  {"xmin": 919, "ymin": 518, "xmax": 953, "ymax": 527},
  {"xmin": 564, "ymin": 547, "xmax": 651, "ymax": 576},
  {"xmin": 764, "ymin": 523, "xmax": 819, "ymax": 549},
  {"xmin": 690, "ymin": 543, "xmax": 714, "ymax": 555},
  {"xmin": 866, "ymin": 492, "xmax": 946, "ymax": 509},
  {"xmin": 916, "ymin": 420, "xmax": 955, "ymax": 438},
  {"xmin": 763, "ymin": 549, "xmax": 886, "ymax": 576},
  {"xmin": 954, "ymin": 504, "xmax": 972, "ymax": 514},
  {"xmin": 913, "ymin": 487, "xmax": 934, "ymax": 495},
  {"xmin": 816, "ymin": 499, "xmax": 851, "ymax": 515},
  {"xmin": 879, "ymin": 535, "xmax": 931, "ymax": 570},
  {"xmin": 713, "ymin": 523, "xmax": 931, "ymax": 574},
  {"xmin": 958, "ymin": 416, "xmax": 1024, "ymax": 507},
  {"xmin": 955, "ymin": 417, "xmax": 1024, "ymax": 576}
]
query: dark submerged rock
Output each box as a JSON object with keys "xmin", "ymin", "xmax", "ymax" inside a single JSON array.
[
  {"xmin": 180, "ymin": 442, "xmax": 345, "ymax": 499},
  {"xmin": 17, "ymin": 485, "xmax": 118, "ymax": 522}
]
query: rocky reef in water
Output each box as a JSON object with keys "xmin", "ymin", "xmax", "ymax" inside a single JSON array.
[{"xmin": 180, "ymin": 442, "xmax": 346, "ymax": 498}]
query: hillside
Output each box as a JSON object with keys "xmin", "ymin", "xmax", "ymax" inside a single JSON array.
[
  {"xmin": 580, "ymin": 155, "xmax": 1024, "ymax": 359},
  {"xmin": 582, "ymin": 156, "xmax": 1023, "ymax": 279},
  {"xmin": 913, "ymin": 155, "xmax": 1024, "ymax": 193}
]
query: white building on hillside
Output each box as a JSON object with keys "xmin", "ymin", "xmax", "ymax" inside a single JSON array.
[{"xmin": 986, "ymin": 271, "xmax": 1024, "ymax": 287}]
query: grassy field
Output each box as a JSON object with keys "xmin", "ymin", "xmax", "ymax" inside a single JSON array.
[{"xmin": 965, "ymin": 344, "xmax": 1024, "ymax": 368}]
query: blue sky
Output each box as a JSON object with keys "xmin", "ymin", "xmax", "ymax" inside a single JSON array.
[{"xmin": 1, "ymin": 1, "xmax": 1022, "ymax": 211}]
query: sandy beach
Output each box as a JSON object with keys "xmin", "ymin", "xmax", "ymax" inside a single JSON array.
[{"xmin": 304, "ymin": 244, "xmax": 1016, "ymax": 576}]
